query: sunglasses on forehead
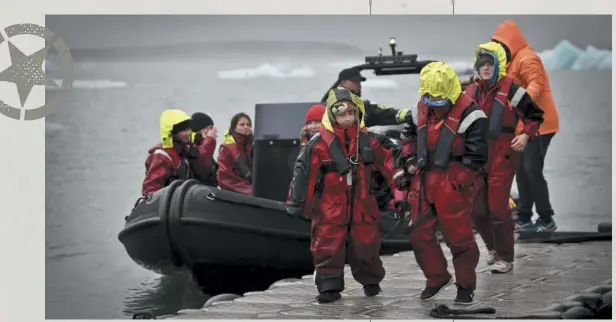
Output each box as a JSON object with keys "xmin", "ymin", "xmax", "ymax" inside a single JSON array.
[{"xmin": 331, "ymin": 101, "xmax": 357, "ymax": 115}]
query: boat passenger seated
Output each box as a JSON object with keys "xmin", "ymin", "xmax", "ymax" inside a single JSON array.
[
  {"xmin": 300, "ymin": 104, "xmax": 326, "ymax": 145},
  {"xmin": 216, "ymin": 112, "xmax": 254, "ymax": 196},
  {"xmin": 189, "ymin": 112, "xmax": 219, "ymax": 187},
  {"xmin": 142, "ymin": 109, "xmax": 194, "ymax": 197}
]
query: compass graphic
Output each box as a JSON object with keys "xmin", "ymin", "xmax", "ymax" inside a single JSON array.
[{"xmin": 0, "ymin": 23, "xmax": 74, "ymax": 121}]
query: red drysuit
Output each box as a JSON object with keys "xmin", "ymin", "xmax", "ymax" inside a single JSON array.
[
  {"xmin": 142, "ymin": 143, "xmax": 193, "ymax": 196},
  {"xmin": 190, "ymin": 134, "xmax": 218, "ymax": 186},
  {"xmin": 464, "ymin": 74, "xmax": 544, "ymax": 263},
  {"xmin": 216, "ymin": 129, "xmax": 253, "ymax": 196},
  {"xmin": 287, "ymin": 90, "xmax": 405, "ymax": 295},
  {"xmin": 400, "ymin": 92, "xmax": 489, "ymax": 291}
]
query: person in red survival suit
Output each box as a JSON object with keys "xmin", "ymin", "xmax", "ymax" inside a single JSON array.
[
  {"xmin": 216, "ymin": 112, "xmax": 254, "ymax": 195},
  {"xmin": 286, "ymin": 87, "xmax": 410, "ymax": 304},
  {"xmin": 300, "ymin": 104, "xmax": 326, "ymax": 145},
  {"xmin": 189, "ymin": 112, "xmax": 219, "ymax": 187},
  {"xmin": 397, "ymin": 62, "xmax": 489, "ymax": 305},
  {"xmin": 142, "ymin": 109, "xmax": 195, "ymax": 197},
  {"xmin": 465, "ymin": 42, "xmax": 544, "ymax": 274}
]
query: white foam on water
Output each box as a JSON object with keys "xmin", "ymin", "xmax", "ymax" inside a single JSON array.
[
  {"xmin": 362, "ymin": 78, "xmax": 399, "ymax": 89},
  {"xmin": 217, "ymin": 63, "xmax": 316, "ymax": 80},
  {"xmin": 49, "ymin": 79, "xmax": 128, "ymax": 90}
]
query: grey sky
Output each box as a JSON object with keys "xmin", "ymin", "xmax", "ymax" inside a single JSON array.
[{"xmin": 46, "ymin": 15, "xmax": 611, "ymax": 54}]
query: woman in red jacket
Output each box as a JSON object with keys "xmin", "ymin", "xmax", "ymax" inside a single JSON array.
[{"xmin": 216, "ymin": 112, "xmax": 254, "ymax": 195}]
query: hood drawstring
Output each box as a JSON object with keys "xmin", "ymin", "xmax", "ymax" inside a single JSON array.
[{"xmin": 349, "ymin": 109, "xmax": 361, "ymax": 165}]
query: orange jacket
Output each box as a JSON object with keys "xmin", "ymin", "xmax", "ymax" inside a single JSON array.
[{"xmin": 492, "ymin": 20, "xmax": 559, "ymax": 135}]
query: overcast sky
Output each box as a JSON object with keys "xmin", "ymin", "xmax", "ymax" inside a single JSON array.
[{"xmin": 46, "ymin": 15, "xmax": 612, "ymax": 54}]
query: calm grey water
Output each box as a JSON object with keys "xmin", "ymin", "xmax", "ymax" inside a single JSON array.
[{"xmin": 44, "ymin": 16, "xmax": 612, "ymax": 319}]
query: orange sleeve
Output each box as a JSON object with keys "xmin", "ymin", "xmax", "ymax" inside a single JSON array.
[{"xmin": 518, "ymin": 56, "xmax": 546, "ymax": 102}]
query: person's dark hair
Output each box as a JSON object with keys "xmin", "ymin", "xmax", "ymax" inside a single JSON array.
[
  {"xmin": 474, "ymin": 54, "xmax": 494, "ymax": 70},
  {"xmin": 230, "ymin": 112, "xmax": 252, "ymax": 134}
]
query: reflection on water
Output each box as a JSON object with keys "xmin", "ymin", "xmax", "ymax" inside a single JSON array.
[{"xmin": 122, "ymin": 271, "xmax": 209, "ymax": 318}]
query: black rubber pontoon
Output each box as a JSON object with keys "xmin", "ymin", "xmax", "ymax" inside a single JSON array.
[{"xmin": 119, "ymin": 179, "xmax": 414, "ymax": 295}]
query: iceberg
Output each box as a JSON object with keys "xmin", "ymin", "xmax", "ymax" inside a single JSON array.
[{"xmin": 538, "ymin": 39, "xmax": 612, "ymax": 71}]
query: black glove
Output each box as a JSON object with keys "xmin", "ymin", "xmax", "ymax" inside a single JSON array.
[
  {"xmin": 394, "ymin": 172, "xmax": 411, "ymax": 191},
  {"xmin": 405, "ymin": 156, "xmax": 418, "ymax": 169},
  {"xmin": 401, "ymin": 123, "xmax": 417, "ymax": 141},
  {"xmin": 245, "ymin": 172, "xmax": 253, "ymax": 184},
  {"xmin": 403, "ymin": 111, "xmax": 413, "ymax": 124},
  {"xmin": 394, "ymin": 201, "xmax": 410, "ymax": 214}
]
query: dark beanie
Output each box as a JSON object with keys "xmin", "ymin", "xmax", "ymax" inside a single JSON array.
[
  {"xmin": 171, "ymin": 119, "xmax": 192, "ymax": 134},
  {"xmin": 191, "ymin": 112, "xmax": 214, "ymax": 132}
]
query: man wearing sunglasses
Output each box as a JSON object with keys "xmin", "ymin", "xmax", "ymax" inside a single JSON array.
[{"xmin": 337, "ymin": 68, "xmax": 413, "ymax": 128}]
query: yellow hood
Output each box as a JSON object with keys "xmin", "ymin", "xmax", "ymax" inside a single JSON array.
[
  {"xmin": 474, "ymin": 41, "xmax": 507, "ymax": 81},
  {"xmin": 418, "ymin": 62, "xmax": 462, "ymax": 104},
  {"xmin": 223, "ymin": 128, "xmax": 236, "ymax": 145},
  {"xmin": 160, "ymin": 109, "xmax": 191, "ymax": 149},
  {"xmin": 322, "ymin": 87, "xmax": 366, "ymax": 133}
]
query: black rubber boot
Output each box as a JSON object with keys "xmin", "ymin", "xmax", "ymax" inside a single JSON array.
[
  {"xmin": 363, "ymin": 284, "xmax": 382, "ymax": 297},
  {"xmin": 316, "ymin": 291, "xmax": 341, "ymax": 303}
]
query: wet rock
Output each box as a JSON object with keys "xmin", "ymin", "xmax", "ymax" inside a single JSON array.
[
  {"xmin": 561, "ymin": 306, "xmax": 594, "ymax": 319},
  {"xmin": 540, "ymin": 301, "xmax": 583, "ymax": 312},
  {"xmin": 584, "ymin": 284, "xmax": 611, "ymax": 295}
]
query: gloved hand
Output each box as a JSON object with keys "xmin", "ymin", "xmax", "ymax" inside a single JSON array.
[
  {"xmin": 401, "ymin": 124, "xmax": 417, "ymax": 143},
  {"xmin": 394, "ymin": 200, "xmax": 410, "ymax": 214},
  {"xmin": 450, "ymin": 163, "xmax": 478, "ymax": 189},
  {"xmin": 393, "ymin": 171, "xmax": 411, "ymax": 191},
  {"xmin": 405, "ymin": 156, "xmax": 418, "ymax": 174},
  {"xmin": 402, "ymin": 112, "xmax": 418, "ymax": 128}
]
